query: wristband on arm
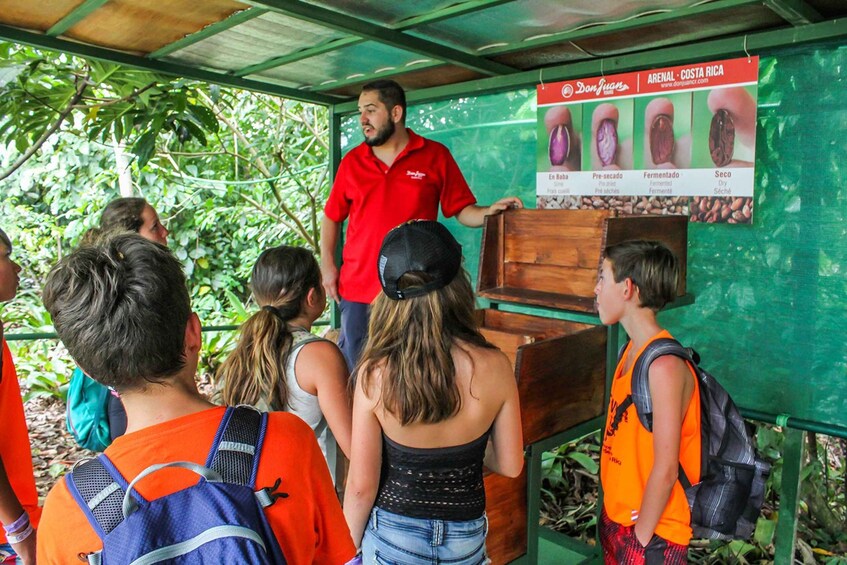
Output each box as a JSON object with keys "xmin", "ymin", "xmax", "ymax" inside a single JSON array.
[
  {"xmin": 6, "ymin": 523, "xmax": 34, "ymax": 544},
  {"xmin": 2, "ymin": 511, "xmax": 29, "ymax": 534}
]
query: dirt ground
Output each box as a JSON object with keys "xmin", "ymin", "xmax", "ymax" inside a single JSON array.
[{"xmin": 23, "ymin": 395, "xmax": 94, "ymax": 501}]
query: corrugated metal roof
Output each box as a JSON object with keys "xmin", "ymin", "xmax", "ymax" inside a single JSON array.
[{"xmin": 0, "ymin": 0, "xmax": 845, "ymax": 106}]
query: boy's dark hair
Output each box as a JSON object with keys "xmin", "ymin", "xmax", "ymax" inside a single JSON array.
[
  {"xmin": 0, "ymin": 227, "xmax": 10, "ymax": 250},
  {"xmin": 361, "ymin": 79, "xmax": 406, "ymax": 121},
  {"xmin": 43, "ymin": 233, "xmax": 190, "ymax": 391},
  {"xmin": 604, "ymin": 240, "xmax": 678, "ymax": 310}
]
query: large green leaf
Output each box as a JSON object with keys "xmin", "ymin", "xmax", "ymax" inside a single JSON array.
[{"xmin": 132, "ymin": 130, "xmax": 158, "ymax": 167}]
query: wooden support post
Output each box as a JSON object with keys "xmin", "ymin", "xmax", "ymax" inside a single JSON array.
[{"xmin": 774, "ymin": 427, "xmax": 805, "ymax": 564}]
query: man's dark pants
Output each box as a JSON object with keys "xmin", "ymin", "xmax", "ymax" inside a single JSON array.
[{"xmin": 338, "ymin": 298, "xmax": 370, "ymax": 372}]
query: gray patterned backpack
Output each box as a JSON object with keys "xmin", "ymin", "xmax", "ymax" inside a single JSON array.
[{"xmin": 616, "ymin": 337, "xmax": 770, "ymax": 540}]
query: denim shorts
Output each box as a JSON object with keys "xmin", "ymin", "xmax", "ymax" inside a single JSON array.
[{"xmin": 361, "ymin": 507, "xmax": 490, "ymax": 565}]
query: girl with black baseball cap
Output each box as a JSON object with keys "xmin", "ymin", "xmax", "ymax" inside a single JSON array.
[{"xmin": 343, "ymin": 220, "xmax": 523, "ymax": 564}]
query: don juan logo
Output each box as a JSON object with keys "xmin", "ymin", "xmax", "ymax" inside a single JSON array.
[{"xmin": 562, "ymin": 78, "xmax": 629, "ymax": 98}]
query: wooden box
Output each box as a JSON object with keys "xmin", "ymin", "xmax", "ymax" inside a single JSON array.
[
  {"xmin": 484, "ymin": 468, "xmax": 527, "ymax": 564},
  {"xmin": 477, "ymin": 309, "xmax": 607, "ymax": 446},
  {"xmin": 478, "ymin": 209, "xmax": 688, "ymax": 312}
]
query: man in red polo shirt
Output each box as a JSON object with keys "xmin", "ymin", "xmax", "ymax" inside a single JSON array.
[{"xmin": 320, "ymin": 79, "xmax": 522, "ymax": 369}]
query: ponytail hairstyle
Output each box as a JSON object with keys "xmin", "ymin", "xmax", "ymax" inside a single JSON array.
[
  {"xmin": 357, "ymin": 266, "xmax": 494, "ymax": 426},
  {"xmin": 80, "ymin": 197, "xmax": 149, "ymax": 245},
  {"xmin": 216, "ymin": 245, "xmax": 322, "ymax": 410}
]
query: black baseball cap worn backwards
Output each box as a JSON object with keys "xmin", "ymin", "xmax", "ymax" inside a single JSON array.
[{"xmin": 378, "ymin": 220, "xmax": 463, "ymax": 300}]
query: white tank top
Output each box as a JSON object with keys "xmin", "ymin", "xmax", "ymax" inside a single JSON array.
[{"xmin": 281, "ymin": 329, "xmax": 339, "ymax": 485}]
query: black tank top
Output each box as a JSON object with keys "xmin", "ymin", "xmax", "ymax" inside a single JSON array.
[{"xmin": 374, "ymin": 430, "xmax": 490, "ymax": 521}]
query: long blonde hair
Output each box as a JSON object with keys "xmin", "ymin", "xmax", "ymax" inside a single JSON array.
[
  {"xmin": 216, "ymin": 246, "xmax": 321, "ymax": 410},
  {"xmin": 357, "ymin": 268, "xmax": 494, "ymax": 425}
]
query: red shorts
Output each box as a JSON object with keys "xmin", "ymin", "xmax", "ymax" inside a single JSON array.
[{"xmin": 599, "ymin": 509, "xmax": 688, "ymax": 565}]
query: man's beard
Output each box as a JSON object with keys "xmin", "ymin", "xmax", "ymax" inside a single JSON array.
[{"xmin": 364, "ymin": 120, "xmax": 396, "ymax": 147}]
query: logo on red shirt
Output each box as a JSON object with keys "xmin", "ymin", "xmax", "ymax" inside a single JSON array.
[{"xmin": 406, "ymin": 170, "xmax": 426, "ymax": 180}]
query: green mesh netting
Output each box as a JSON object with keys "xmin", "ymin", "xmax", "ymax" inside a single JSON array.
[{"xmin": 340, "ymin": 42, "xmax": 847, "ymax": 427}]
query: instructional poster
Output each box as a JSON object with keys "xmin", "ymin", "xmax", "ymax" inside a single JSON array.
[{"xmin": 537, "ymin": 56, "xmax": 759, "ymax": 224}]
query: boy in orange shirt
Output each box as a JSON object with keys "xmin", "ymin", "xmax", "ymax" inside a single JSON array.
[
  {"xmin": 594, "ymin": 240, "xmax": 701, "ymax": 564},
  {"xmin": 39, "ymin": 233, "xmax": 355, "ymax": 564},
  {"xmin": 0, "ymin": 228, "xmax": 41, "ymax": 565}
]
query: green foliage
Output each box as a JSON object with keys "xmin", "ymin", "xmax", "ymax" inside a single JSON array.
[
  {"xmin": 539, "ymin": 433, "xmax": 601, "ymax": 540},
  {"xmin": 0, "ymin": 42, "xmax": 329, "ymax": 400}
]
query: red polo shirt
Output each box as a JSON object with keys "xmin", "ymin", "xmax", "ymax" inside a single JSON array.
[{"xmin": 325, "ymin": 129, "xmax": 476, "ymax": 303}]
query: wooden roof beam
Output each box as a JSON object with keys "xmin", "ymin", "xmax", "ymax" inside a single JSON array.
[
  {"xmin": 763, "ymin": 0, "xmax": 823, "ymax": 26},
  {"xmin": 0, "ymin": 23, "xmax": 342, "ymax": 106},
  {"xmin": 236, "ymin": 0, "xmax": 516, "ymax": 77},
  {"xmin": 46, "ymin": 0, "xmax": 111, "ymax": 37},
  {"xmin": 241, "ymin": 0, "xmax": 518, "ymax": 77},
  {"xmin": 149, "ymin": 7, "xmax": 269, "ymax": 59}
]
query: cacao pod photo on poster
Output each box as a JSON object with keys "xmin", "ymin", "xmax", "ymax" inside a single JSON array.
[
  {"xmin": 538, "ymin": 104, "xmax": 583, "ymax": 172},
  {"xmin": 691, "ymin": 85, "xmax": 757, "ymax": 169},
  {"xmin": 582, "ymin": 99, "xmax": 634, "ymax": 171},
  {"xmin": 633, "ymin": 92, "xmax": 693, "ymax": 169}
]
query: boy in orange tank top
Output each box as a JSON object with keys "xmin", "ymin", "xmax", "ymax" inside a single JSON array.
[
  {"xmin": 594, "ymin": 240, "xmax": 701, "ymax": 564},
  {"xmin": 0, "ymin": 228, "xmax": 41, "ymax": 565}
]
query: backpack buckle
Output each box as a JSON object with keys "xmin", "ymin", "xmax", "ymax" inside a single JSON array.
[{"xmin": 256, "ymin": 477, "xmax": 289, "ymax": 508}]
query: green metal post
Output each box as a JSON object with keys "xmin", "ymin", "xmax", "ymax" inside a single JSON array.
[
  {"xmin": 593, "ymin": 323, "xmax": 621, "ymax": 558},
  {"xmin": 524, "ymin": 443, "xmax": 541, "ymax": 563},
  {"xmin": 328, "ymin": 106, "xmax": 343, "ymax": 330},
  {"xmin": 774, "ymin": 427, "xmax": 804, "ymax": 564}
]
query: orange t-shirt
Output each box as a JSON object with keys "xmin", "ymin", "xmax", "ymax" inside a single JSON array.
[
  {"xmin": 37, "ymin": 406, "xmax": 355, "ymax": 564},
  {"xmin": 600, "ymin": 330, "xmax": 701, "ymax": 546},
  {"xmin": 0, "ymin": 340, "xmax": 41, "ymax": 543}
]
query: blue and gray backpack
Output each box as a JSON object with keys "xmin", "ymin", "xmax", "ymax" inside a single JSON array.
[
  {"xmin": 66, "ymin": 406, "xmax": 288, "ymax": 564},
  {"xmin": 614, "ymin": 338, "xmax": 771, "ymax": 540}
]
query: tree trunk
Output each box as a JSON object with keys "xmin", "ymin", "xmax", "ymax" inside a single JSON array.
[{"xmin": 112, "ymin": 135, "xmax": 134, "ymax": 196}]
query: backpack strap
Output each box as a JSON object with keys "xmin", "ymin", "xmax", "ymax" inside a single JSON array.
[
  {"xmin": 629, "ymin": 337, "xmax": 693, "ymax": 431},
  {"xmin": 207, "ymin": 406, "xmax": 288, "ymax": 509},
  {"xmin": 66, "ymin": 455, "xmax": 136, "ymax": 540},
  {"xmin": 627, "ymin": 337, "xmax": 699, "ymax": 490},
  {"xmin": 207, "ymin": 406, "xmax": 267, "ymax": 488}
]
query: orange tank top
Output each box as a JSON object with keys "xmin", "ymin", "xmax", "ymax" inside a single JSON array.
[
  {"xmin": 600, "ymin": 330, "xmax": 701, "ymax": 546},
  {"xmin": 0, "ymin": 340, "xmax": 41, "ymax": 542}
]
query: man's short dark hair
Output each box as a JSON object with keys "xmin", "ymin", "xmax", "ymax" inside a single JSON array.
[
  {"xmin": 604, "ymin": 240, "xmax": 679, "ymax": 311},
  {"xmin": 43, "ymin": 233, "xmax": 190, "ymax": 391},
  {"xmin": 361, "ymin": 79, "xmax": 406, "ymax": 121}
]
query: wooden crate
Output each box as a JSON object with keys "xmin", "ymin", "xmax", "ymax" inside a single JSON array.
[
  {"xmin": 478, "ymin": 309, "xmax": 607, "ymax": 446},
  {"xmin": 478, "ymin": 209, "xmax": 688, "ymax": 312},
  {"xmin": 484, "ymin": 468, "xmax": 527, "ymax": 564}
]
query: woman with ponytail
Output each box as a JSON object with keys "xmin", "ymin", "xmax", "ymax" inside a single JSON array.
[{"xmin": 216, "ymin": 245, "xmax": 351, "ymax": 485}]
